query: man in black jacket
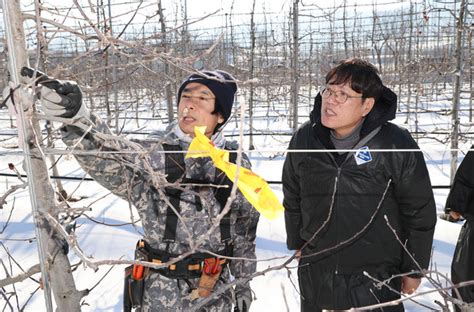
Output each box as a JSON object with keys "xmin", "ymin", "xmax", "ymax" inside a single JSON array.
[
  {"xmin": 282, "ymin": 59, "xmax": 437, "ymax": 311},
  {"xmin": 445, "ymin": 145, "xmax": 474, "ymax": 310}
]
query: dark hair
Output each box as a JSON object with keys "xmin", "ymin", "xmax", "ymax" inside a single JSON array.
[{"xmin": 325, "ymin": 59, "xmax": 384, "ymax": 99}]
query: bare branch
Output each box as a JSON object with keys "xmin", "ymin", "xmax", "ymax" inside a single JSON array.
[{"xmin": 0, "ymin": 264, "xmax": 42, "ymax": 288}]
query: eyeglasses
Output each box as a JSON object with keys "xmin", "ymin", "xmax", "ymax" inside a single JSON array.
[{"xmin": 321, "ymin": 88, "xmax": 365, "ymax": 104}]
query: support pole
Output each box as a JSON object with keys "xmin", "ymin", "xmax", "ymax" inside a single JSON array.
[{"xmin": 1, "ymin": 0, "xmax": 53, "ymax": 310}]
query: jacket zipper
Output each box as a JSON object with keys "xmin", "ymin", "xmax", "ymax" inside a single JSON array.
[
  {"xmin": 317, "ymin": 126, "xmax": 382, "ymax": 304},
  {"xmin": 334, "ymin": 167, "xmax": 341, "ymax": 276}
]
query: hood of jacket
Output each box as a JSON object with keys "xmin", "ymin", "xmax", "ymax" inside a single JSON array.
[{"xmin": 309, "ymin": 85, "xmax": 397, "ymax": 147}]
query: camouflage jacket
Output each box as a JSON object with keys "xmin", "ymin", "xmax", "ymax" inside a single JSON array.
[{"xmin": 61, "ymin": 115, "xmax": 260, "ymax": 280}]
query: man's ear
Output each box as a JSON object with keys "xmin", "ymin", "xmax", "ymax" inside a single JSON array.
[
  {"xmin": 217, "ymin": 113, "xmax": 225, "ymax": 124},
  {"xmin": 362, "ymin": 97, "xmax": 375, "ymax": 117}
]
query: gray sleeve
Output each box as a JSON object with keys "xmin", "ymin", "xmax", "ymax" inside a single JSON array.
[
  {"xmin": 229, "ymin": 154, "xmax": 260, "ymax": 279},
  {"xmin": 60, "ymin": 113, "xmax": 166, "ymax": 202}
]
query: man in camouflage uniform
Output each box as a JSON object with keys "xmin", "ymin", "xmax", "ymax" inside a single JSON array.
[{"xmin": 38, "ymin": 70, "xmax": 260, "ymax": 311}]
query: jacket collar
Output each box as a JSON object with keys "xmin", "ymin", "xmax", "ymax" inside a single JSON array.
[{"xmin": 149, "ymin": 122, "xmax": 227, "ymax": 148}]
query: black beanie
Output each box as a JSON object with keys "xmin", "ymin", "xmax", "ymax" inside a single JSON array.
[{"xmin": 177, "ymin": 70, "xmax": 237, "ymax": 124}]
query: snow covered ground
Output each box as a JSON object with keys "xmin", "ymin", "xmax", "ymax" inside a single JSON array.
[{"xmin": 0, "ymin": 89, "xmax": 471, "ymax": 311}]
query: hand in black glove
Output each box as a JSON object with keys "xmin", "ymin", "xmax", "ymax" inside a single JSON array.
[
  {"xmin": 20, "ymin": 66, "xmax": 88, "ymax": 119},
  {"xmin": 40, "ymin": 80, "xmax": 88, "ymax": 119}
]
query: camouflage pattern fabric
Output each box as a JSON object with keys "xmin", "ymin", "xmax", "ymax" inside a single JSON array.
[
  {"xmin": 61, "ymin": 115, "xmax": 260, "ymax": 311},
  {"xmin": 141, "ymin": 270, "xmax": 234, "ymax": 312}
]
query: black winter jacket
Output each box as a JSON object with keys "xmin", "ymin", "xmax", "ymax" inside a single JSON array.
[
  {"xmin": 446, "ymin": 145, "xmax": 474, "ymax": 221},
  {"xmin": 445, "ymin": 146, "xmax": 474, "ymax": 303},
  {"xmin": 282, "ymin": 88, "xmax": 437, "ymax": 274}
]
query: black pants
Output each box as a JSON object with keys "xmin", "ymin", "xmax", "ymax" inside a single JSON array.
[
  {"xmin": 298, "ymin": 262, "xmax": 404, "ymax": 312},
  {"xmin": 451, "ymin": 221, "xmax": 474, "ymax": 311}
]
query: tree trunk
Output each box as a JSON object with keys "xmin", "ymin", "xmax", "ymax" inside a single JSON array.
[
  {"xmin": 2, "ymin": 0, "xmax": 85, "ymax": 310},
  {"xmin": 450, "ymin": 0, "xmax": 467, "ymax": 183},
  {"xmin": 342, "ymin": 0, "xmax": 348, "ymax": 57},
  {"xmin": 404, "ymin": 2, "xmax": 414, "ymax": 124},
  {"xmin": 291, "ymin": 0, "xmax": 299, "ymax": 131},
  {"xmin": 35, "ymin": 0, "xmax": 68, "ymax": 200},
  {"xmin": 468, "ymin": 28, "xmax": 473, "ymax": 123},
  {"xmin": 108, "ymin": 0, "xmax": 119, "ymax": 133},
  {"xmin": 158, "ymin": 0, "xmax": 174, "ymax": 123},
  {"xmin": 248, "ymin": 0, "xmax": 256, "ymax": 150}
]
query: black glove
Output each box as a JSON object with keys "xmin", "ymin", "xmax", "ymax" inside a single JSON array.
[
  {"xmin": 20, "ymin": 66, "xmax": 86, "ymax": 119},
  {"xmin": 40, "ymin": 81, "xmax": 85, "ymax": 118}
]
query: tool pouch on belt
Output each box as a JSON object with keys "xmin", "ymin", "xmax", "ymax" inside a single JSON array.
[
  {"xmin": 123, "ymin": 241, "xmax": 149, "ymax": 311},
  {"xmin": 191, "ymin": 258, "xmax": 223, "ymax": 299}
]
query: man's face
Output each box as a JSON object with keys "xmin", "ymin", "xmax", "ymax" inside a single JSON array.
[
  {"xmin": 178, "ymin": 82, "xmax": 224, "ymax": 138},
  {"xmin": 320, "ymin": 82, "xmax": 374, "ymax": 138}
]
